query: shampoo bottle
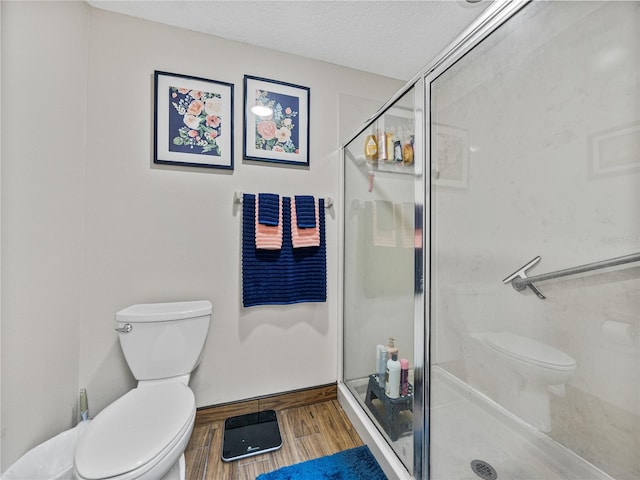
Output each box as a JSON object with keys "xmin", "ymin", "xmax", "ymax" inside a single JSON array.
[
  {"xmin": 364, "ymin": 134, "xmax": 378, "ymax": 161},
  {"xmin": 400, "ymin": 358, "xmax": 409, "ymax": 396},
  {"xmin": 402, "ymin": 136, "xmax": 414, "ymax": 165},
  {"xmin": 385, "ymin": 130, "xmax": 395, "ymax": 162},
  {"xmin": 377, "ymin": 345, "xmax": 387, "ymax": 388},
  {"xmin": 385, "ymin": 353, "xmax": 401, "ymax": 399},
  {"xmin": 377, "ymin": 130, "xmax": 388, "ymax": 162},
  {"xmin": 386, "ymin": 337, "xmax": 398, "ymax": 360}
]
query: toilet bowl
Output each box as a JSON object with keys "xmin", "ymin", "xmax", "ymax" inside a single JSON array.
[
  {"xmin": 446, "ymin": 284, "xmax": 576, "ymax": 431},
  {"xmin": 74, "ymin": 301, "xmax": 211, "ymax": 480},
  {"xmin": 473, "ymin": 331, "xmax": 576, "ymax": 431},
  {"xmin": 75, "ymin": 383, "xmax": 195, "ymax": 480}
]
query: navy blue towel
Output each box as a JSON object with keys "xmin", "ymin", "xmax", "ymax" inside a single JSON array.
[
  {"xmin": 294, "ymin": 195, "xmax": 316, "ymax": 228},
  {"xmin": 258, "ymin": 193, "xmax": 280, "ymax": 226},
  {"xmin": 242, "ymin": 194, "xmax": 326, "ymax": 307}
]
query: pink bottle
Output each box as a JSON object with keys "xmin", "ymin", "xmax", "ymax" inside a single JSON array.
[{"xmin": 400, "ymin": 358, "xmax": 409, "ymax": 396}]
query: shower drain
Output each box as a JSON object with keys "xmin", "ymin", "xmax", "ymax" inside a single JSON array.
[{"xmin": 470, "ymin": 459, "xmax": 498, "ymax": 480}]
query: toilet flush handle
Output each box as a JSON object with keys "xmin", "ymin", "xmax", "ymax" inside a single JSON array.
[{"xmin": 115, "ymin": 323, "xmax": 133, "ymax": 334}]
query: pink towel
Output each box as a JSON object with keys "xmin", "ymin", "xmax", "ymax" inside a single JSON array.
[
  {"xmin": 255, "ymin": 196, "xmax": 283, "ymax": 249},
  {"xmin": 291, "ymin": 197, "xmax": 320, "ymax": 248}
]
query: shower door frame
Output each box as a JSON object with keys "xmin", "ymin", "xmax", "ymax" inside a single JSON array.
[
  {"xmin": 337, "ymin": 77, "xmax": 426, "ymax": 480},
  {"xmin": 337, "ymin": 1, "xmax": 532, "ymax": 479}
]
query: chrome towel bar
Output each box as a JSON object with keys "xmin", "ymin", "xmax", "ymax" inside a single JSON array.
[
  {"xmin": 233, "ymin": 191, "xmax": 333, "ymax": 209},
  {"xmin": 503, "ymin": 252, "xmax": 640, "ymax": 300}
]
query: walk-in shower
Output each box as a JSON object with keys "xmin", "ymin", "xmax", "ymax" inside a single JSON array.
[{"xmin": 340, "ymin": 1, "xmax": 639, "ymax": 479}]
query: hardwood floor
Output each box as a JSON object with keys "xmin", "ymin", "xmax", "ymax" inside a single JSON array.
[{"xmin": 185, "ymin": 386, "xmax": 364, "ymax": 480}]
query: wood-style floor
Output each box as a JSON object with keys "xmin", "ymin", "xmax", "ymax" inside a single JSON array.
[{"xmin": 184, "ymin": 386, "xmax": 364, "ymax": 480}]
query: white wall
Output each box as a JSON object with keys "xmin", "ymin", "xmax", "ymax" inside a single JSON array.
[
  {"xmin": 1, "ymin": 0, "xmax": 88, "ymax": 469},
  {"xmin": 0, "ymin": 2, "xmax": 402, "ymax": 469}
]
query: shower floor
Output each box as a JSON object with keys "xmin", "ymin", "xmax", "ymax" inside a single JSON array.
[{"xmin": 347, "ymin": 367, "xmax": 612, "ymax": 479}]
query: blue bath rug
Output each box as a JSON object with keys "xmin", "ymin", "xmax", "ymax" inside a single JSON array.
[{"xmin": 256, "ymin": 445, "xmax": 387, "ymax": 479}]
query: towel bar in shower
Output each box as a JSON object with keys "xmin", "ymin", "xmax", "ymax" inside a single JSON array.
[
  {"xmin": 503, "ymin": 252, "xmax": 640, "ymax": 299},
  {"xmin": 233, "ymin": 191, "xmax": 333, "ymax": 209}
]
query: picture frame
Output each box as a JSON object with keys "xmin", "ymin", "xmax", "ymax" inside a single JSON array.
[
  {"xmin": 589, "ymin": 122, "xmax": 640, "ymax": 178},
  {"xmin": 154, "ymin": 70, "xmax": 234, "ymax": 170},
  {"xmin": 432, "ymin": 124, "xmax": 469, "ymax": 189},
  {"xmin": 243, "ymin": 75, "xmax": 310, "ymax": 166}
]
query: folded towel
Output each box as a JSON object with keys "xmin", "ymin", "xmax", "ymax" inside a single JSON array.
[
  {"xmin": 258, "ymin": 193, "xmax": 280, "ymax": 226},
  {"xmin": 242, "ymin": 195, "xmax": 326, "ymax": 307},
  {"xmin": 294, "ymin": 195, "xmax": 316, "ymax": 228},
  {"xmin": 255, "ymin": 196, "xmax": 283, "ymax": 250},
  {"xmin": 363, "ymin": 201, "xmax": 413, "ymax": 298},
  {"xmin": 291, "ymin": 197, "xmax": 320, "ymax": 248},
  {"xmin": 375, "ymin": 200, "xmax": 395, "ymax": 230},
  {"xmin": 372, "ymin": 201, "xmax": 396, "ymax": 247}
]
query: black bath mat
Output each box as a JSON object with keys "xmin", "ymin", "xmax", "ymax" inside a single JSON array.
[{"xmin": 221, "ymin": 409, "xmax": 282, "ymax": 462}]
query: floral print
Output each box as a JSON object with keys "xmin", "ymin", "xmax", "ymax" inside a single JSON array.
[
  {"xmin": 253, "ymin": 89, "xmax": 299, "ymax": 154},
  {"xmin": 257, "ymin": 120, "xmax": 277, "ymax": 141},
  {"xmin": 169, "ymin": 86, "xmax": 222, "ymax": 156}
]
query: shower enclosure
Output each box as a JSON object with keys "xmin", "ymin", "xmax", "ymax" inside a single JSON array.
[
  {"xmin": 340, "ymin": 1, "xmax": 639, "ymax": 479},
  {"xmin": 341, "ymin": 84, "xmax": 425, "ymax": 477}
]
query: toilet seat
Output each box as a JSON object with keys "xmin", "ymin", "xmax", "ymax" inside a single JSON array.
[
  {"xmin": 482, "ymin": 332, "xmax": 576, "ymax": 371},
  {"xmin": 74, "ymin": 382, "xmax": 195, "ymax": 480}
]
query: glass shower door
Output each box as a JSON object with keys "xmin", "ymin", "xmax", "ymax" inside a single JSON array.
[
  {"xmin": 343, "ymin": 85, "xmax": 423, "ymax": 475},
  {"xmin": 429, "ymin": 2, "xmax": 639, "ymax": 479}
]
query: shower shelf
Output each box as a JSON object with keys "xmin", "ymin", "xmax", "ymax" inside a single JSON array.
[
  {"xmin": 364, "ymin": 374, "xmax": 413, "ymax": 441},
  {"xmin": 503, "ymin": 252, "xmax": 640, "ymax": 299}
]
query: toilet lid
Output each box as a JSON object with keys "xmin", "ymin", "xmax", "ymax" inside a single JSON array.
[
  {"xmin": 483, "ymin": 332, "xmax": 576, "ymax": 370},
  {"xmin": 74, "ymin": 383, "xmax": 195, "ymax": 479}
]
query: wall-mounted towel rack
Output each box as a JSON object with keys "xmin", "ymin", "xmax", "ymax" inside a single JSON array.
[
  {"xmin": 234, "ymin": 191, "xmax": 333, "ymax": 209},
  {"xmin": 503, "ymin": 252, "xmax": 640, "ymax": 300}
]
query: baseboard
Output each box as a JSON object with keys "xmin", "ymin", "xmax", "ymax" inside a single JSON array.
[{"xmin": 195, "ymin": 383, "xmax": 337, "ymax": 426}]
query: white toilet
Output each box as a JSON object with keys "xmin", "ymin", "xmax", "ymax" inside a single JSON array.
[
  {"xmin": 472, "ymin": 331, "xmax": 576, "ymax": 431},
  {"xmin": 74, "ymin": 300, "xmax": 211, "ymax": 480},
  {"xmin": 450, "ymin": 284, "xmax": 576, "ymax": 431}
]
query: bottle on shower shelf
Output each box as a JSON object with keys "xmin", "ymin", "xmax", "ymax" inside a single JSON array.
[
  {"xmin": 386, "ymin": 337, "xmax": 398, "ymax": 360},
  {"xmin": 402, "ymin": 135, "xmax": 414, "ymax": 165},
  {"xmin": 386, "ymin": 129, "xmax": 396, "ymax": 162},
  {"xmin": 400, "ymin": 358, "xmax": 409, "ymax": 396},
  {"xmin": 377, "ymin": 345, "xmax": 387, "ymax": 388},
  {"xmin": 364, "ymin": 132, "xmax": 378, "ymax": 161},
  {"xmin": 385, "ymin": 353, "xmax": 401, "ymax": 399},
  {"xmin": 377, "ymin": 129, "xmax": 388, "ymax": 162},
  {"xmin": 394, "ymin": 140, "xmax": 403, "ymax": 163}
]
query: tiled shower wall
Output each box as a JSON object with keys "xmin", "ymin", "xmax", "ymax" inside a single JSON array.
[{"xmin": 431, "ymin": 2, "xmax": 639, "ymax": 478}]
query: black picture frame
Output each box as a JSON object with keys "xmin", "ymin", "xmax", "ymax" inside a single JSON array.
[
  {"xmin": 243, "ymin": 75, "xmax": 310, "ymax": 166},
  {"xmin": 154, "ymin": 70, "xmax": 234, "ymax": 170}
]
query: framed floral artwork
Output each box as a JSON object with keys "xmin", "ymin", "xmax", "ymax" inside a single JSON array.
[
  {"xmin": 243, "ymin": 75, "xmax": 310, "ymax": 166},
  {"xmin": 154, "ymin": 71, "xmax": 234, "ymax": 170}
]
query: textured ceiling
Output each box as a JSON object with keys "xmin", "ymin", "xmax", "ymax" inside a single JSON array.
[{"xmin": 87, "ymin": 0, "xmax": 491, "ymax": 80}]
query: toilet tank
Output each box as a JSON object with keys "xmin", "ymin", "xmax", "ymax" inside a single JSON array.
[{"xmin": 115, "ymin": 301, "xmax": 212, "ymax": 381}]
